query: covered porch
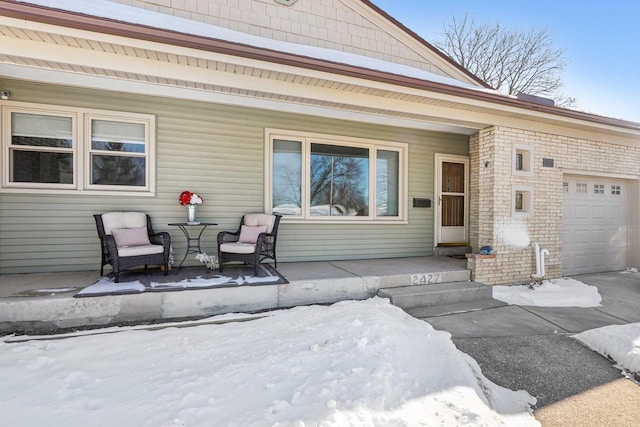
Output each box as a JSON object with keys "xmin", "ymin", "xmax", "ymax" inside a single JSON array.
[{"xmin": 0, "ymin": 256, "xmax": 469, "ymax": 334}]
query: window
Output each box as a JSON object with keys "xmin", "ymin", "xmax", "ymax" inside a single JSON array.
[
  {"xmin": 593, "ymin": 184, "xmax": 605, "ymax": 195},
  {"xmin": 611, "ymin": 185, "xmax": 621, "ymax": 195},
  {"xmin": 563, "ymin": 181, "xmax": 569, "ymax": 193},
  {"xmin": 512, "ymin": 185, "xmax": 533, "ymax": 216},
  {"xmin": 9, "ymin": 111, "xmax": 75, "ymax": 186},
  {"xmin": 2, "ymin": 102, "xmax": 155, "ymax": 195},
  {"xmin": 576, "ymin": 183, "xmax": 588, "ymax": 194},
  {"xmin": 267, "ymin": 129, "xmax": 407, "ymax": 222},
  {"xmin": 512, "ymin": 144, "xmax": 534, "ymax": 176}
]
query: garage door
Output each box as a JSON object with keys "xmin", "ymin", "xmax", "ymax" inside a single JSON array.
[{"xmin": 563, "ymin": 176, "xmax": 627, "ymax": 275}]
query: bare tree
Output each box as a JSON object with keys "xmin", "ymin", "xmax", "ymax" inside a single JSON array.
[{"xmin": 437, "ymin": 15, "xmax": 576, "ymax": 107}]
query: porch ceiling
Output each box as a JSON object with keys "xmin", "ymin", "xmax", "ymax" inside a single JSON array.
[{"xmin": 1, "ymin": 15, "xmax": 639, "ymax": 142}]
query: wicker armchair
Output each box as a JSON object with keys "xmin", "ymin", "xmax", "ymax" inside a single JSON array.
[
  {"xmin": 217, "ymin": 214, "xmax": 282, "ymax": 275},
  {"xmin": 94, "ymin": 212, "xmax": 171, "ymax": 283}
]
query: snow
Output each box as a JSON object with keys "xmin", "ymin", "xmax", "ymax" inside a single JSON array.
[
  {"xmin": 17, "ymin": 0, "xmax": 495, "ymax": 93},
  {"xmin": 492, "ymin": 277, "xmax": 602, "ymax": 307},
  {"xmin": 574, "ymin": 323, "xmax": 640, "ymax": 374},
  {"xmin": 0, "ymin": 298, "xmax": 539, "ymax": 427}
]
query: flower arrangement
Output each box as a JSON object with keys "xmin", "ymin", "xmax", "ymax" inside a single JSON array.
[
  {"xmin": 195, "ymin": 252, "xmax": 219, "ymax": 270},
  {"xmin": 179, "ymin": 190, "xmax": 204, "ymax": 206}
]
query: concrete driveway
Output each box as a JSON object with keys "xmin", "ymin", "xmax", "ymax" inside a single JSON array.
[{"xmin": 417, "ymin": 271, "xmax": 640, "ymax": 426}]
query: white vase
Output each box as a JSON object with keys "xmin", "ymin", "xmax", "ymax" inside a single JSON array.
[{"xmin": 187, "ymin": 205, "xmax": 196, "ymax": 222}]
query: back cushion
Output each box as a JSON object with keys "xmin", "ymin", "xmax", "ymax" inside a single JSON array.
[
  {"xmin": 243, "ymin": 214, "xmax": 276, "ymax": 233},
  {"xmin": 102, "ymin": 212, "xmax": 147, "ymax": 235}
]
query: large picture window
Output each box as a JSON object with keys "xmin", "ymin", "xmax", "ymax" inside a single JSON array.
[
  {"xmin": 2, "ymin": 102, "xmax": 155, "ymax": 195},
  {"xmin": 267, "ymin": 129, "xmax": 407, "ymax": 222}
]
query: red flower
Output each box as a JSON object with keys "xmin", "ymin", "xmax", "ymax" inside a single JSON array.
[{"xmin": 179, "ymin": 191, "xmax": 203, "ymax": 206}]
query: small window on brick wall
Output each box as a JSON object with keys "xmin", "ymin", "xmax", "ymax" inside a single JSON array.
[
  {"xmin": 512, "ymin": 144, "xmax": 534, "ymax": 176},
  {"xmin": 512, "ymin": 185, "xmax": 534, "ymax": 216}
]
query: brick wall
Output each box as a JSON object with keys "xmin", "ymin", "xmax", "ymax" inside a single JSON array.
[
  {"xmin": 469, "ymin": 126, "xmax": 640, "ymax": 285},
  {"xmin": 107, "ymin": 0, "xmax": 452, "ymax": 77}
]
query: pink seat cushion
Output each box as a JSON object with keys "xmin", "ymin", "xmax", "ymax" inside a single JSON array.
[
  {"xmin": 239, "ymin": 225, "xmax": 268, "ymax": 243},
  {"xmin": 111, "ymin": 227, "xmax": 151, "ymax": 247}
]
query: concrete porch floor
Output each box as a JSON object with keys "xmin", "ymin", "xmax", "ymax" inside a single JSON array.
[{"xmin": 0, "ymin": 256, "xmax": 469, "ymax": 334}]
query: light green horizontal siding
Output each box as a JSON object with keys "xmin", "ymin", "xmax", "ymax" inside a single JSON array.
[{"xmin": 0, "ymin": 78, "xmax": 468, "ymax": 274}]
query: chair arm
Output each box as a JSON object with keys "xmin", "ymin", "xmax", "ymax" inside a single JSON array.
[
  {"xmin": 104, "ymin": 235, "xmax": 120, "ymax": 262},
  {"xmin": 150, "ymin": 231, "xmax": 171, "ymax": 249},
  {"xmin": 256, "ymin": 232, "xmax": 275, "ymax": 249},
  {"xmin": 217, "ymin": 230, "xmax": 240, "ymax": 245}
]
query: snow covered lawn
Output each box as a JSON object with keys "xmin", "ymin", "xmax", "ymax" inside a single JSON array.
[{"xmin": 0, "ymin": 298, "xmax": 538, "ymax": 427}]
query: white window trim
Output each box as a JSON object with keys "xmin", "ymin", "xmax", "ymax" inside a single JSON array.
[
  {"xmin": 512, "ymin": 143, "xmax": 534, "ymax": 177},
  {"xmin": 512, "ymin": 184, "xmax": 534, "ymax": 217},
  {"xmin": 1, "ymin": 100, "xmax": 155, "ymax": 196},
  {"xmin": 265, "ymin": 128, "xmax": 408, "ymax": 224}
]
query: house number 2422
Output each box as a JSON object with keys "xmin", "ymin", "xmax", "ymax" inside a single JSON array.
[{"xmin": 411, "ymin": 273, "xmax": 442, "ymax": 285}]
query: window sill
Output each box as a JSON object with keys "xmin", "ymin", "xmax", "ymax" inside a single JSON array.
[{"xmin": 0, "ymin": 188, "xmax": 155, "ymax": 197}]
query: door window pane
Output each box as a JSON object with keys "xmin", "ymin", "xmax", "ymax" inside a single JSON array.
[
  {"xmin": 442, "ymin": 162, "xmax": 465, "ymax": 193},
  {"xmin": 442, "ymin": 195, "xmax": 465, "ymax": 226},
  {"xmin": 310, "ymin": 143, "xmax": 369, "ymax": 216},
  {"xmin": 376, "ymin": 150, "xmax": 399, "ymax": 216},
  {"xmin": 272, "ymin": 139, "xmax": 302, "ymax": 216}
]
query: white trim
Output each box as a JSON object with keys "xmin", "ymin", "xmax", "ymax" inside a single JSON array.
[
  {"xmin": 265, "ymin": 128, "xmax": 408, "ymax": 223},
  {"xmin": 562, "ymin": 169, "xmax": 639, "ymax": 180},
  {"xmin": 512, "ymin": 185, "xmax": 534, "ymax": 217},
  {"xmin": 512, "ymin": 143, "xmax": 534, "ymax": 177},
  {"xmin": 0, "ymin": 100, "xmax": 156, "ymax": 195},
  {"xmin": 434, "ymin": 154, "xmax": 469, "ymax": 245}
]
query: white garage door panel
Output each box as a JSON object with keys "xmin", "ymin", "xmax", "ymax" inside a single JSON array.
[{"xmin": 562, "ymin": 176, "xmax": 627, "ymax": 276}]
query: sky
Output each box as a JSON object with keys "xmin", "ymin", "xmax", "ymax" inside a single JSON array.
[
  {"xmin": 372, "ymin": 0, "xmax": 640, "ymax": 123},
  {"xmin": 4, "ymin": 275, "xmax": 633, "ymax": 427}
]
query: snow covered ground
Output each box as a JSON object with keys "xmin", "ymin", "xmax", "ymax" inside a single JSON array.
[
  {"xmin": 492, "ymin": 277, "xmax": 602, "ymax": 307},
  {"xmin": 1, "ymin": 298, "xmax": 537, "ymax": 427},
  {"xmin": 1, "ymin": 278, "xmax": 638, "ymax": 426},
  {"xmin": 493, "ymin": 277, "xmax": 639, "ymax": 378}
]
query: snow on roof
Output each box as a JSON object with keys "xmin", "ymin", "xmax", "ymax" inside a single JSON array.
[{"xmin": 17, "ymin": 0, "xmax": 493, "ymax": 93}]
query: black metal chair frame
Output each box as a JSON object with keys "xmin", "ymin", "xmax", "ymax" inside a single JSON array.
[
  {"xmin": 94, "ymin": 213, "xmax": 171, "ymax": 283},
  {"xmin": 217, "ymin": 214, "xmax": 282, "ymax": 276}
]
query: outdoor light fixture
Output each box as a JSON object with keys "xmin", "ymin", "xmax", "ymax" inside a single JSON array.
[{"xmin": 0, "ymin": 90, "xmax": 9, "ymax": 100}]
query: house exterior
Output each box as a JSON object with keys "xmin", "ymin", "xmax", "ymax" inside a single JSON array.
[{"xmin": 1, "ymin": 0, "xmax": 639, "ymax": 285}]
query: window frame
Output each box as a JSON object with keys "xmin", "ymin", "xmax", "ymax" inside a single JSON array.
[
  {"xmin": 512, "ymin": 185, "xmax": 534, "ymax": 217},
  {"xmin": 265, "ymin": 129, "xmax": 408, "ymax": 223},
  {"xmin": 512, "ymin": 143, "xmax": 534, "ymax": 177},
  {"xmin": 1, "ymin": 101, "xmax": 155, "ymax": 196}
]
